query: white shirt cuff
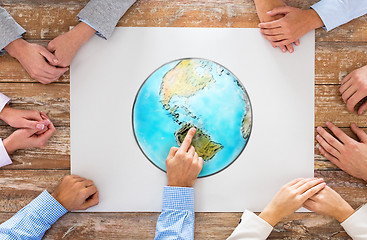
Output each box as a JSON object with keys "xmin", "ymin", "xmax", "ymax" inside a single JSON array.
[
  {"xmin": 0, "ymin": 93, "xmax": 10, "ymax": 113},
  {"xmin": 0, "ymin": 139, "xmax": 12, "ymax": 167},
  {"xmin": 341, "ymin": 204, "xmax": 367, "ymax": 240},
  {"xmin": 227, "ymin": 210, "xmax": 273, "ymax": 240}
]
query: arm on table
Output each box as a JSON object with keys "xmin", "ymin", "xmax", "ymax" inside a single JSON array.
[
  {"xmin": 47, "ymin": 0, "xmax": 137, "ymax": 68},
  {"xmin": 154, "ymin": 128, "xmax": 203, "ymax": 239},
  {"xmin": 227, "ymin": 178, "xmax": 326, "ymax": 240}
]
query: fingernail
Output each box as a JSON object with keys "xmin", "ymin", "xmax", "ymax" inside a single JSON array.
[
  {"xmin": 44, "ymin": 119, "xmax": 51, "ymax": 125},
  {"xmin": 289, "ymin": 49, "xmax": 293, "ymax": 53},
  {"xmin": 36, "ymin": 124, "xmax": 45, "ymax": 130},
  {"xmin": 282, "ymin": 49, "xmax": 286, "ymax": 52},
  {"xmin": 190, "ymin": 128, "xmax": 196, "ymax": 133},
  {"xmin": 316, "ymin": 135, "xmax": 320, "ymax": 140},
  {"xmin": 316, "ymin": 126, "xmax": 321, "ymax": 132},
  {"xmin": 267, "ymin": 11, "xmax": 271, "ymax": 14},
  {"xmin": 325, "ymin": 122, "xmax": 330, "ymax": 126},
  {"xmin": 54, "ymin": 59, "xmax": 59, "ymax": 64}
]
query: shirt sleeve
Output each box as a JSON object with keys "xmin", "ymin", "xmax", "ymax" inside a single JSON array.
[
  {"xmin": 77, "ymin": 0, "xmax": 136, "ymax": 39},
  {"xmin": 0, "ymin": 7, "xmax": 26, "ymax": 55},
  {"xmin": 0, "ymin": 139, "xmax": 11, "ymax": 167},
  {"xmin": 0, "ymin": 93, "xmax": 10, "ymax": 114},
  {"xmin": 341, "ymin": 204, "xmax": 367, "ymax": 240},
  {"xmin": 311, "ymin": 0, "xmax": 367, "ymax": 31},
  {"xmin": 227, "ymin": 210, "xmax": 273, "ymax": 240},
  {"xmin": 154, "ymin": 186, "xmax": 195, "ymax": 240},
  {"xmin": 0, "ymin": 190, "xmax": 68, "ymax": 240}
]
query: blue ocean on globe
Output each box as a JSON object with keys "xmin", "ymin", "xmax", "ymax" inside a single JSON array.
[{"xmin": 133, "ymin": 58, "xmax": 252, "ymax": 177}]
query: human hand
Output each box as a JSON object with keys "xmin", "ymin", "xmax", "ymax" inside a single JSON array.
[
  {"xmin": 4, "ymin": 38, "xmax": 68, "ymax": 84},
  {"xmin": 3, "ymin": 118, "xmax": 56, "ymax": 154},
  {"xmin": 316, "ymin": 122, "xmax": 367, "ymax": 182},
  {"xmin": 258, "ymin": 7, "xmax": 324, "ymax": 49},
  {"xmin": 303, "ymin": 186, "xmax": 354, "ymax": 222},
  {"xmin": 166, "ymin": 128, "xmax": 204, "ymax": 187},
  {"xmin": 259, "ymin": 178, "xmax": 326, "ymax": 226},
  {"xmin": 340, "ymin": 65, "xmax": 367, "ymax": 114},
  {"xmin": 51, "ymin": 175, "xmax": 99, "ymax": 211},
  {"xmin": 0, "ymin": 105, "xmax": 50, "ymax": 131},
  {"xmin": 47, "ymin": 22, "xmax": 96, "ymax": 67},
  {"xmin": 254, "ymin": 0, "xmax": 299, "ymax": 53}
]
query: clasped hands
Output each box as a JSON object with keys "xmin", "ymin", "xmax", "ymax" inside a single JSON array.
[
  {"xmin": 0, "ymin": 105, "xmax": 55, "ymax": 154},
  {"xmin": 256, "ymin": 2, "xmax": 323, "ymax": 53},
  {"xmin": 4, "ymin": 22, "xmax": 95, "ymax": 84}
]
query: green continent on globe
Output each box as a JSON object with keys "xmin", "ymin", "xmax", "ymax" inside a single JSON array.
[{"xmin": 175, "ymin": 123, "xmax": 223, "ymax": 161}]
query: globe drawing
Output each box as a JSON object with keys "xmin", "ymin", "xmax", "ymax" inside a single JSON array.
[{"xmin": 133, "ymin": 58, "xmax": 252, "ymax": 177}]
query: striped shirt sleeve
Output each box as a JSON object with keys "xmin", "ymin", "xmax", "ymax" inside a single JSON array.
[
  {"xmin": 0, "ymin": 190, "xmax": 68, "ymax": 240},
  {"xmin": 154, "ymin": 186, "xmax": 195, "ymax": 240}
]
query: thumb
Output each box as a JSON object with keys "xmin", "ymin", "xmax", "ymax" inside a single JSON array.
[
  {"xmin": 358, "ymin": 101, "xmax": 367, "ymax": 115},
  {"xmin": 47, "ymin": 40, "xmax": 56, "ymax": 53},
  {"xmin": 39, "ymin": 47, "xmax": 59, "ymax": 66},
  {"xmin": 351, "ymin": 123, "xmax": 367, "ymax": 143},
  {"xmin": 166, "ymin": 147, "xmax": 179, "ymax": 161},
  {"xmin": 267, "ymin": 6, "xmax": 293, "ymax": 16},
  {"xmin": 21, "ymin": 118, "xmax": 47, "ymax": 130}
]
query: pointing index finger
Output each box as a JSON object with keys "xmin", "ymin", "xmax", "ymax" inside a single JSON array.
[{"xmin": 180, "ymin": 128, "xmax": 196, "ymax": 152}]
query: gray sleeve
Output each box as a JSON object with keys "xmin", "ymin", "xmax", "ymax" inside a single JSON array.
[
  {"xmin": 77, "ymin": 0, "xmax": 136, "ymax": 40},
  {"xmin": 0, "ymin": 7, "xmax": 26, "ymax": 54}
]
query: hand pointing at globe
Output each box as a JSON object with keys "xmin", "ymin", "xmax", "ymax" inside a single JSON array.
[{"xmin": 166, "ymin": 127, "xmax": 204, "ymax": 187}]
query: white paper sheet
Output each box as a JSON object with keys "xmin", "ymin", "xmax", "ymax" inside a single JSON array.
[{"xmin": 70, "ymin": 27, "xmax": 314, "ymax": 212}]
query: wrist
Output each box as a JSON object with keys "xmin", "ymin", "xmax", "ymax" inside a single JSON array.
[
  {"xmin": 305, "ymin": 9, "xmax": 324, "ymax": 31},
  {"xmin": 4, "ymin": 38, "xmax": 28, "ymax": 59},
  {"xmin": 3, "ymin": 137, "xmax": 17, "ymax": 154},
  {"xmin": 334, "ymin": 204, "xmax": 355, "ymax": 223},
  {"xmin": 71, "ymin": 22, "xmax": 96, "ymax": 46},
  {"xmin": 0, "ymin": 105, "xmax": 11, "ymax": 121},
  {"xmin": 259, "ymin": 207, "xmax": 282, "ymax": 227}
]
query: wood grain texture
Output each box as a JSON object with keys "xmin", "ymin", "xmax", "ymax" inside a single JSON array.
[
  {"xmin": 0, "ymin": 170, "xmax": 361, "ymax": 239},
  {"xmin": 0, "ymin": 0, "xmax": 366, "ymax": 42},
  {"xmin": 1, "ymin": 0, "xmax": 367, "ymax": 239},
  {"xmin": 1, "ymin": 41, "xmax": 366, "ymax": 85}
]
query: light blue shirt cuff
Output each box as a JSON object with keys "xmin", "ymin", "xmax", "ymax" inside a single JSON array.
[
  {"xmin": 0, "ymin": 35, "xmax": 23, "ymax": 56},
  {"xmin": 78, "ymin": 18, "xmax": 105, "ymax": 39},
  {"xmin": 29, "ymin": 190, "xmax": 68, "ymax": 225},
  {"xmin": 0, "ymin": 139, "xmax": 12, "ymax": 167},
  {"xmin": 311, "ymin": 0, "xmax": 367, "ymax": 32},
  {"xmin": 162, "ymin": 186, "xmax": 194, "ymax": 212}
]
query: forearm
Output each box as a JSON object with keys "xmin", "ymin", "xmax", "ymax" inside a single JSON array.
[
  {"xmin": 253, "ymin": 0, "xmax": 286, "ymax": 22},
  {"xmin": 154, "ymin": 186, "xmax": 195, "ymax": 240},
  {"xmin": 0, "ymin": 191, "xmax": 67, "ymax": 239},
  {"xmin": 0, "ymin": 7, "xmax": 26, "ymax": 54}
]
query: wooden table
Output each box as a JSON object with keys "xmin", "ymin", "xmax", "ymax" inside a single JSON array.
[{"xmin": 1, "ymin": 0, "xmax": 366, "ymax": 239}]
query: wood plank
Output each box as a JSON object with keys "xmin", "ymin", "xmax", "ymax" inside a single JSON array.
[
  {"xmin": 316, "ymin": 42, "xmax": 367, "ymax": 85},
  {"xmin": 0, "ymin": 83, "xmax": 69, "ymax": 126},
  {"xmin": 0, "ymin": 212, "xmax": 350, "ymax": 239},
  {"xmin": 0, "ymin": 170, "xmax": 365, "ymax": 212},
  {"xmin": 1, "ymin": 0, "xmax": 367, "ymax": 42},
  {"xmin": 0, "ymin": 126, "xmax": 69, "ymax": 170},
  {"xmin": 315, "ymin": 85, "xmax": 367, "ymax": 127},
  {"xmin": 1, "ymin": 41, "xmax": 366, "ymax": 85}
]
